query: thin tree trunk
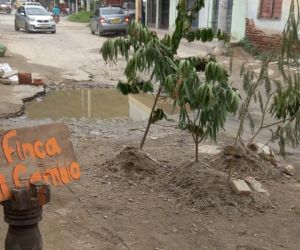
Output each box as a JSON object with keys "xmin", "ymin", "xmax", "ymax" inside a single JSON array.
[
  {"xmin": 139, "ymin": 85, "xmax": 163, "ymax": 150},
  {"xmin": 195, "ymin": 135, "xmax": 199, "ymax": 162}
]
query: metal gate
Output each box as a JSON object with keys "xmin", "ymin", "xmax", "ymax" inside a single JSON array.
[
  {"xmin": 147, "ymin": 0, "xmax": 157, "ymax": 28},
  {"xmin": 159, "ymin": 0, "xmax": 169, "ymax": 29},
  {"xmin": 226, "ymin": 0, "xmax": 233, "ymax": 33}
]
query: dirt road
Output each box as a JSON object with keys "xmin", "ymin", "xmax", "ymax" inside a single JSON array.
[
  {"xmin": 0, "ymin": 12, "xmax": 300, "ymax": 250},
  {"xmin": 0, "ymin": 12, "xmax": 128, "ymax": 84}
]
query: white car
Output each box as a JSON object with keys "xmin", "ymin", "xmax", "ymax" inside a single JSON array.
[
  {"xmin": 15, "ymin": 5, "xmax": 56, "ymax": 33},
  {"xmin": 23, "ymin": 2, "xmax": 41, "ymax": 6}
]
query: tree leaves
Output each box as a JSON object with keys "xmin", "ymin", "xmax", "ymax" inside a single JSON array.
[
  {"xmin": 117, "ymin": 80, "xmax": 154, "ymax": 95},
  {"xmin": 99, "ymin": 0, "xmax": 233, "ymax": 160},
  {"xmin": 150, "ymin": 109, "xmax": 167, "ymax": 123}
]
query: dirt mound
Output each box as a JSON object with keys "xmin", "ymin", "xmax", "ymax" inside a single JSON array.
[
  {"xmin": 164, "ymin": 162, "xmax": 274, "ymax": 216},
  {"xmin": 214, "ymin": 145, "xmax": 281, "ymax": 180},
  {"xmin": 103, "ymin": 147, "xmax": 162, "ymax": 181},
  {"xmin": 102, "ymin": 146, "xmax": 276, "ymax": 217}
]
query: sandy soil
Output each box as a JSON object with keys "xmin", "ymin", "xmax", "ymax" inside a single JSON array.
[
  {"xmin": 0, "ymin": 116, "xmax": 298, "ymax": 250},
  {"xmin": 0, "ymin": 12, "xmax": 300, "ymax": 250}
]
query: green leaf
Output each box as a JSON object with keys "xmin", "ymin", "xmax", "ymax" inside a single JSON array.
[
  {"xmin": 150, "ymin": 109, "xmax": 167, "ymax": 124},
  {"xmin": 258, "ymin": 91, "xmax": 264, "ymax": 113},
  {"xmin": 246, "ymin": 112, "xmax": 255, "ymax": 134}
]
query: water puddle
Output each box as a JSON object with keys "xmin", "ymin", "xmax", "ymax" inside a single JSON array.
[{"xmin": 25, "ymin": 88, "xmax": 177, "ymax": 121}]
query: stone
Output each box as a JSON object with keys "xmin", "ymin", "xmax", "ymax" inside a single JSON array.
[
  {"xmin": 231, "ymin": 180, "xmax": 252, "ymax": 195},
  {"xmin": 256, "ymin": 143, "xmax": 274, "ymax": 156},
  {"xmin": 245, "ymin": 176, "xmax": 270, "ymax": 196},
  {"xmin": 198, "ymin": 145, "xmax": 222, "ymax": 155},
  {"xmin": 213, "ymin": 46, "xmax": 224, "ymax": 56},
  {"xmin": 224, "ymin": 145, "xmax": 245, "ymax": 157},
  {"xmin": 248, "ymin": 143, "xmax": 259, "ymax": 152},
  {"xmin": 283, "ymin": 164, "xmax": 295, "ymax": 176}
]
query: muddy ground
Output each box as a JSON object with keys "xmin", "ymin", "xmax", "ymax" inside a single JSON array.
[{"xmin": 0, "ymin": 13, "xmax": 300, "ymax": 250}]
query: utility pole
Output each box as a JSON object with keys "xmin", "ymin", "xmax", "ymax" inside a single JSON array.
[{"xmin": 135, "ymin": 0, "xmax": 141, "ymax": 21}]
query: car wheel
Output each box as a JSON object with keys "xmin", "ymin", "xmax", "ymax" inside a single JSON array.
[
  {"xmin": 98, "ymin": 26, "xmax": 102, "ymax": 37},
  {"xmin": 51, "ymin": 30, "xmax": 56, "ymax": 34},
  {"xmin": 24, "ymin": 24, "xmax": 29, "ymax": 33},
  {"xmin": 14, "ymin": 22, "xmax": 19, "ymax": 31}
]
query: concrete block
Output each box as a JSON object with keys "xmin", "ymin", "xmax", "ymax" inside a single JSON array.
[
  {"xmin": 256, "ymin": 143, "xmax": 274, "ymax": 156},
  {"xmin": 231, "ymin": 180, "xmax": 252, "ymax": 195},
  {"xmin": 245, "ymin": 176, "xmax": 270, "ymax": 196}
]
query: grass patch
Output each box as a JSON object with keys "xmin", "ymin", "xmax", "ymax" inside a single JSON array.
[
  {"xmin": 68, "ymin": 10, "xmax": 92, "ymax": 23},
  {"xmin": 238, "ymin": 38, "xmax": 280, "ymax": 61}
]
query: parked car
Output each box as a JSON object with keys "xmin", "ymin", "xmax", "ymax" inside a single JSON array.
[
  {"xmin": 0, "ymin": 0, "xmax": 12, "ymax": 14},
  {"xmin": 15, "ymin": 5, "xmax": 56, "ymax": 33},
  {"xmin": 90, "ymin": 6, "xmax": 130, "ymax": 36},
  {"xmin": 23, "ymin": 2, "xmax": 41, "ymax": 6}
]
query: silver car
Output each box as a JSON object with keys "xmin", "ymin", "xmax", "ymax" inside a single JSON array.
[
  {"xmin": 15, "ymin": 5, "xmax": 56, "ymax": 33},
  {"xmin": 90, "ymin": 7, "xmax": 130, "ymax": 36}
]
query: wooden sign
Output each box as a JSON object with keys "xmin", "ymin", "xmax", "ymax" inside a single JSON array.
[{"xmin": 0, "ymin": 123, "xmax": 80, "ymax": 202}]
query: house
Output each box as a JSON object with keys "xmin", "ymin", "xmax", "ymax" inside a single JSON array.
[
  {"xmin": 145, "ymin": 0, "xmax": 246, "ymax": 40},
  {"xmin": 245, "ymin": 0, "xmax": 292, "ymax": 50},
  {"xmin": 145, "ymin": 0, "xmax": 297, "ymax": 50}
]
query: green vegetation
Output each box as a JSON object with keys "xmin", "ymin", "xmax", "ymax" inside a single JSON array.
[
  {"xmin": 238, "ymin": 38, "xmax": 259, "ymax": 56},
  {"xmin": 238, "ymin": 38, "xmax": 281, "ymax": 61},
  {"xmin": 229, "ymin": 0, "xmax": 300, "ymax": 179},
  {"xmin": 101, "ymin": 0, "xmax": 236, "ymax": 162},
  {"xmin": 68, "ymin": 10, "xmax": 92, "ymax": 23},
  {"xmin": 0, "ymin": 43, "xmax": 6, "ymax": 57}
]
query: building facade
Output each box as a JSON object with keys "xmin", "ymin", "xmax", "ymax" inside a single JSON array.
[
  {"xmin": 245, "ymin": 0, "xmax": 294, "ymax": 50},
  {"xmin": 145, "ymin": 0, "xmax": 297, "ymax": 50},
  {"xmin": 146, "ymin": 0, "xmax": 246, "ymax": 40}
]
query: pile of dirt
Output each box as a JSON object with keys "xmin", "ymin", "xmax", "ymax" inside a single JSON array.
[
  {"xmin": 216, "ymin": 145, "xmax": 282, "ymax": 180},
  {"xmin": 102, "ymin": 146, "xmax": 276, "ymax": 216},
  {"xmin": 102, "ymin": 147, "xmax": 163, "ymax": 181},
  {"xmin": 164, "ymin": 162, "xmax": 275, "ymax": 216}
]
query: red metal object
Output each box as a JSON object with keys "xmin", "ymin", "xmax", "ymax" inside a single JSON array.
[{"xmin": 32, "ymin": 79, "xmax": 44, "ymax": 86}]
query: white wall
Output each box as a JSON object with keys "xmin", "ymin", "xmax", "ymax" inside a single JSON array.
[
  {"xmin": 246, "ymin": 0, "xmax": 292, "ymax": 34},
  {"xmin": 198, "ymin": 0, "xmax": 212, "ymax": 28},
  {"xmin": 169, "ymin": 0, "xmax": 179, "ymax": 30},
  {"xmin": 169, "ymin": 0, "xmax": 212, "ymax": 30},
  {"xmin": 231, "ymin": 0, "xmax": 246, "ymax": 40}
]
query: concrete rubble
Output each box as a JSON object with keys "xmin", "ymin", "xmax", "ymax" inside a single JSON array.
[
  {"xmin": 245, "ymin": 176, "xmax": 270, "ymax": 196},
  {"xmin": 0, "ymin": 63, "xmax": 18, "ymax": 85},
  {"xmin": 231, "ymin": 180, "xmax": 252, "ymax": 195},
  {"xmin": 283, "ymin": 164, "xmax": 295, "ymax": 176},
  {"xmin": 248, "ymin": 142, "xmax": 277, "ymax": 165},
  {"xmin": 0, "ymin": 62, "xmax": 45, "ymax": 118}
]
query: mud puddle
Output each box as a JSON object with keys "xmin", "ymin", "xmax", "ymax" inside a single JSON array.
[{"xmin": 25, "ymin": 88, "xmax": 177, "ymax": 121}]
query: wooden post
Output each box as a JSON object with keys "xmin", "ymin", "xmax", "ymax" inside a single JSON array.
[{"xmin": 2, "ymin": 183, "xmax": 50, "ymax": 250}]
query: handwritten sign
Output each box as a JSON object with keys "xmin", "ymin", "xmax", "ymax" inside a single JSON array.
[{"xmin": 0, "ymin": 123, "xmax": 80, "ymax": 202}]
